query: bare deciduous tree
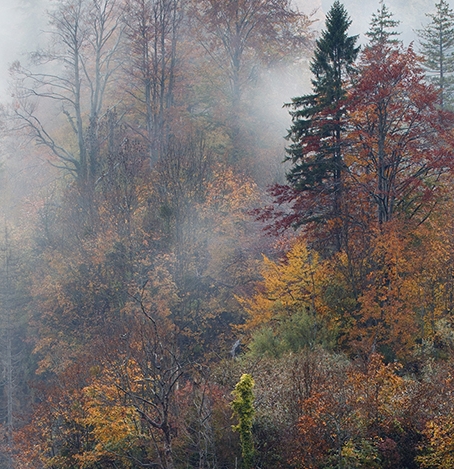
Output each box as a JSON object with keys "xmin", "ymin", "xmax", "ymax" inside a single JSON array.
[
  {"xmin": 194, "ymin": 0, "xmax": 313, "ymax": 135},
  {"xmin": 122, "ymin": 0, "xmax": 183, "ymax": 163},
  {"xmin": 11, "ymin": 0, "xmax": 123, "ymax": 189}
]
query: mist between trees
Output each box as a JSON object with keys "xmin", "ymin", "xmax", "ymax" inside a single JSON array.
[{"xmin": 0, "ymin": 1, "xmax": 454, "ymax": 468}]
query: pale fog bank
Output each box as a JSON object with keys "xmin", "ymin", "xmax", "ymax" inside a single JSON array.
[{"xmin": 0, "ymin": 0, "xmax": 451, "ymax": 100}]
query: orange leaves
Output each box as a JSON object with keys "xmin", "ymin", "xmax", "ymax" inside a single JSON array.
[
  {"xmin": 77, "ymin": 379, "xmax": 139, "ymax": 467},
  {"xmin": 350, "ymin": 224, "xmax": 418, "ymax": 357},
  {"xmin": 297, "ymin": 353, "xmax": 412, "ymax": 469},
  {"xmin": 260, "ymin": 30, "xmax": 454, "ymax": 361},
  {"xmin": 418, "ymin": 412, "xmax": 454, "ymax": 469},
  {"xmin": 345, "ymin": 211, "xmax": 454, "ymax": 359},
  {"xmin": 15, "ymin": 362, "xmax": 142, "ymax": 469},
  {"xmin": 126, "ymin": 254, "xmax": 179, "ymax": 320},
  {"xmin": 345, "ymin": 354, "xmax": 406, "ymax": 432},
  {"xmin": 245, "ymin": 186, "xmax": 454, "ymax": 360}
]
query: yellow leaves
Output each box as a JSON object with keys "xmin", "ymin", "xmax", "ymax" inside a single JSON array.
[
  {"xmin": 80, "ymin": 381, "xmax": 138, "ymax": 466},
  {"xmin": 239, "ymin": 238, "xmax": 321, "ymax": 330},
  {"xmin": 237, "ymin": 294, "xmax": 275, "ymax": 330},
  {"xmin": 241, "ymin": 199, "xmax": 454, "ymax": 360},
  {"xmin": 63, "ymin": 370, "xmax": 140, "ymax": 468},
  {"xmin": 126, "ymin": 254, "xmax": 179, "ymax": 319},
  {"xmin": 202, "ymin": 163, "xmax": 259, "ymax": 235},
  {"xmin": 418, "ymin": 415, "xmax": 454, "ymax": 468}
]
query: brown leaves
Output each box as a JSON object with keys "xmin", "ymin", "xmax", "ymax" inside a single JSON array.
[{"xmin": 297, "ymin": 353, "xmax": 418, "ymax": 469}]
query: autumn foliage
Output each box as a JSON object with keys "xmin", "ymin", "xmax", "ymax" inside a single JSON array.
[{"xmin": 5, "ymin": 1, "xmax": 454, "ymax": 469}]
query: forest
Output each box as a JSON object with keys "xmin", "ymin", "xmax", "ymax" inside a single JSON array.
[{"xmin": 0, "ymin": 0, "xmax": 454, "ymax": 467}]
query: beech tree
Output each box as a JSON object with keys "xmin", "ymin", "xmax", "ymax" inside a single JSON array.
[
  {"xmin": 196, "ymin": 0, "xmax": 308, "ymax": 110},
  {"xmin": 107, "ymin": 292, "xmax": 185, "ymax": 469},
  {"xmin": 347, "ymin": 42, "xmax": 452, "ymax": 225},
  {"xmin": 238, "ymin": 239, "xmax": 321, "ymax": 330}
]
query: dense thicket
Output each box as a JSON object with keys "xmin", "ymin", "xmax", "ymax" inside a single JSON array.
[{"xmin": 1, "ymin": 1, "xmax": 454, "ymax": 469}]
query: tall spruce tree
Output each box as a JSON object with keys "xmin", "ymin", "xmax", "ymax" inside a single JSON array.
[
  {"xmin": 417, "ymin": 0, "xmax": 454, "ymax": 109},
  {"xmin": 285, "ymin": 1, "xmax": 359, "ymax": 251}
]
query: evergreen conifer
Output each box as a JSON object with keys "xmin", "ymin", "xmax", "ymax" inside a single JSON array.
[
  {"xmin": 417, "ymin": 0, "xmax": 454, "ymax": 109},
  {"xmin": 366, "ymin": 1, "xmax": 401, "ymax": 46},
  {"xmin": 285, "ymin": 1, "xmax": 359, "ymax": 251}
]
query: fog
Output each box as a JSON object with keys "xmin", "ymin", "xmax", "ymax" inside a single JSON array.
[
  {"xmin": 0, "ymin": 0, "xmax": 450, "ymax": 197},
  {"xmin": 0, "ymin": 0, "xmax": 451, "ymax": 98},
  {"xmin": 0, "ymin": 0, "xmax": 48, "ymax": 98},
  {"xmin": 323, "ymin": 0, "xmax": 454, "ymax": 44},
  {"xmin": 0, "ymin": 1, "xmax": 453, "ymax": 466}
]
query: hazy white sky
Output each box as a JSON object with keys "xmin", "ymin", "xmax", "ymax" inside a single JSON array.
[
  {"xmin": 0, "ymin": 0, "xmax": 47, "ymax": 98},
  {"xmin": 0, "ymin": 3, "xmax": 23, "ymax": 94},
  {"xmin": 323, "ymin": 0, "xmax": 454, "ymax": 44},
  {"xmin": 0, "ymin": 0, "xmax": 453, "ymax": 99}
]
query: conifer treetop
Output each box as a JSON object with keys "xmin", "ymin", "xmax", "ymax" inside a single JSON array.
[
  {"xmin": 311, "ymin": 0, "xmax": 360, "ymax": 92},
  {"xmin": 366, "ymin": 0, "xmax": 401, "ymax": 46},
  {"xmin": 417, "ymin": 0, "xmax": 454, "ymax": 109}
]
